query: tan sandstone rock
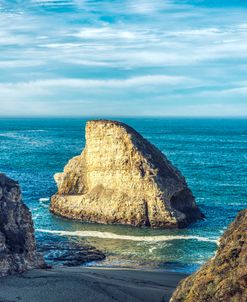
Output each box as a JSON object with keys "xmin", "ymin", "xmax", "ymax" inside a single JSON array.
[
  {"xmin": 50, "ymin": 120, "xmax": 204, "ymax": 228},
  {"xmin": 170, "ymin": 208, "xmax": 247, "ymax": 302}
]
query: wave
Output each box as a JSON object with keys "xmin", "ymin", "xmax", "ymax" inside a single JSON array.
[
  {"xmin": 25, "ymin": 130, "xmax": 46, "ymax": 132},
  {"xmin": 39, "ymin": 197, "xmax": 50, "ymax": 202},
  {"xmin": 37, "ymin": 229, "xmax": 219, "ymax": 244},
  {"xmin": 0, "ymin": 132, "xmax": 19, "ymax": 139},
  {"xmin": 0, "ymin": 130, "xmax": 46, "ymax": 139},
  {"xmin": 31, "ymin": 0, "xmax": 76, "ymax": 9}
]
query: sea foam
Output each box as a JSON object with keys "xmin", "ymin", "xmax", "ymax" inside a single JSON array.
[
  {"xmin": 39, "ymin": 198, "xmax": 50, "ymax": 202},
  {"xmin": 37, "ymin": 229, "xmax": 219, "ymax": 244}
]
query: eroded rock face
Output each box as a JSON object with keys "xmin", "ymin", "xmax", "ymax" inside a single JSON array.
[
  {"xmin": 50, "ymin": 120, "xmax": 204, "ymax": 228},
  {"xmin": 0, "ymin": 173, "xmax": 44, "ymax": 277},
  {"xmin": 170, "ymin": 209, "xmax": 247, "ymax": 302}
]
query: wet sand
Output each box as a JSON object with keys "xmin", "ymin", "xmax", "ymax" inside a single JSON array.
[{"xmin": 0, "ymin": 267, "xmax": 187, "ymax": 302}]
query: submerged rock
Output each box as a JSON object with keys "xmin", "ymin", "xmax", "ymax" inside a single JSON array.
[
  {"xmin": 0, "ymin": 173, "xmax": 45, "ymax": 277},
  {"xmin": 170, "ymin": 209, "xmax": 247, "ymax": 302},
  {"xmin": 38, "ymin": 240, "xmax": 105, "ymax": 267},
  {"xmin": 50, "ymin": 120, "xmax": 204, "ymax": 228}
]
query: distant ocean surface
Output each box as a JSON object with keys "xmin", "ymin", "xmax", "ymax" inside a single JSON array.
[{"xmin": 0, "ymin": 118, "xmax": 246, "ymax": 273}]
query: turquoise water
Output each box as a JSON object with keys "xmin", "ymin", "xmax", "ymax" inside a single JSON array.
[{"xmin": 0, "ymin": 118, "xmax": 246, "ymax": 273}]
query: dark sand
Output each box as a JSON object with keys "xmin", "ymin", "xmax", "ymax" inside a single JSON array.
[{"xmin": 0, "ymin": 267, "xmax": 187, "ymax": 302}]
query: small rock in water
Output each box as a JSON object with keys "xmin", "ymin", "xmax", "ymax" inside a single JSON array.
[{"xmin": 38, "ymin": 240, "xmax": 105, "ymax": 267}]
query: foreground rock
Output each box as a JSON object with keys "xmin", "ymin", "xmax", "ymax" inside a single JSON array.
[
  {"xmin": 0, "ymin": 173, "xmax": 45, "ymax": 276},
  {"xmin": 51, "ymin": 120, "xmax": 204, "ymax": 228},
  {"xmin": 170, "ymin": 209, "xmax": 247, "ymax": 302}
]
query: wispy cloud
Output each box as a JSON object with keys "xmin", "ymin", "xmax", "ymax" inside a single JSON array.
[
  {"xmin": 0, "ymin": 75, "xmax": 196, "ymax": 99},
  {"xmin": 0, "ymin": 0, "xmax": 247, "ymax": 116}
]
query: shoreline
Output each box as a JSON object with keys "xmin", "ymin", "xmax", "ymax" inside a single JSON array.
[{"xmin": 0, "ymin": 266, "xmax": 188, "ymax": 302}]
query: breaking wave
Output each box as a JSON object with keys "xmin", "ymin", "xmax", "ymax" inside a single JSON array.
[
  {"xmin": 39, "ymin": 197, "xmax": 50, "ymax": 202},
  {"xmin": 37, "ymin": 229, "xmax": 219, "ymax": 244}
]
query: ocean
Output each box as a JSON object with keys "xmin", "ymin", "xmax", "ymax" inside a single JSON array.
[{"xmin": 0, "ymin": 117, "xmax": 246, "ymax": 273}]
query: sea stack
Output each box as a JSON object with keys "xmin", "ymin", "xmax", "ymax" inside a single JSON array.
[
  {"xmin": 50, "ymin": 120, "xmax": 204, "ymax": 228},
  {"xmin": 170, "ymin": 208, "xmax": 247, "ymax": 301},
  {"xmin": 0, "ymin": 173, "xmax": 44, "ymax": 276}
]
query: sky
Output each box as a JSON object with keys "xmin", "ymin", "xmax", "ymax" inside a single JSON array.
[{"xmin": 0, "ymin": 0, "xmax": 247, "ymax": 117}]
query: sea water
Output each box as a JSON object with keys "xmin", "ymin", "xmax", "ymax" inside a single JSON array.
[{"xmin": 0, "ymin": 117, "xmax": 246, "ymax": 273}]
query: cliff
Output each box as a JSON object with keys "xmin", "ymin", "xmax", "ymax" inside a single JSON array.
[
  {"xmin": 170, "ymin": 209, "xmax": 247, "ymax": 302},
  {"xmin": 0, "ymin": 173, "xmax": 44, "ymax": 276},
  {"xmin": 50, "ymin": 120, "xmax": 204, "ymax": 228}
]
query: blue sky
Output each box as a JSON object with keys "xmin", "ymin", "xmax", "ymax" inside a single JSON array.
[{"xmin": 0, "ymin": 0, "xmax": 247, "ymax": 116}]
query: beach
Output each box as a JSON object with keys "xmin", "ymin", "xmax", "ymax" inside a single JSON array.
[{"xmin": 0, "ymin": 267, "xmax": 187, "ymax": 302}]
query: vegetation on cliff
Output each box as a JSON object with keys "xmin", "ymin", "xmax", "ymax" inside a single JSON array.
[{"xmin": 170, "ymin": 209, "xmax": 247, "ymax": 302}]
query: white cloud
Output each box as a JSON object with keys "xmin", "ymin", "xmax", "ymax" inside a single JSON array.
[
  {"xmin": 210, "ymin": 86, "xmax": 247, "ymax": 96},
  {"xmin": 125, "ymin": 0, "xmax": 175, "ymax": 14},
  {"xmin": 34, "ymin": 22, "xmax": 247, "ymax": 68},
  {"xmin": 73, "ymin": 27, "xmax": 137, "ymax": 40},
  {"xmin": 0, "ymin": 0, "xmax": 247, "ymax": 116},
  {"xmin": 0, "ymin": 75, "xmax": 194, "ymax": 94},
  {"xmin": 167, "ymin": 28, "xmax": 221, "ymax": 37},
  {"xmin": 0, "ymin": 60, "xmax": 44, "ymax": 68}
]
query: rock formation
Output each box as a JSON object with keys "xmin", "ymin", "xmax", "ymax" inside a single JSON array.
[
  {"xmin": 38, "ymin": 240, "xmax": 105, "ymax": 267},
  {"xmin": 170, "ymin": 209, "xmax": 247, "ymax": 302},
  {"xmin": 50, "ymin": 120, "xmax": 204, "ymax": 228},
  {"xmin": 0, "ymin": 173, "xmax": 45, "ymax": 277}
]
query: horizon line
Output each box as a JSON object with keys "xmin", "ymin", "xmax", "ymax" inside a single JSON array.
[{"xmin": 0, "ymin": 115, "xmax": 247, "ymax": 119}]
